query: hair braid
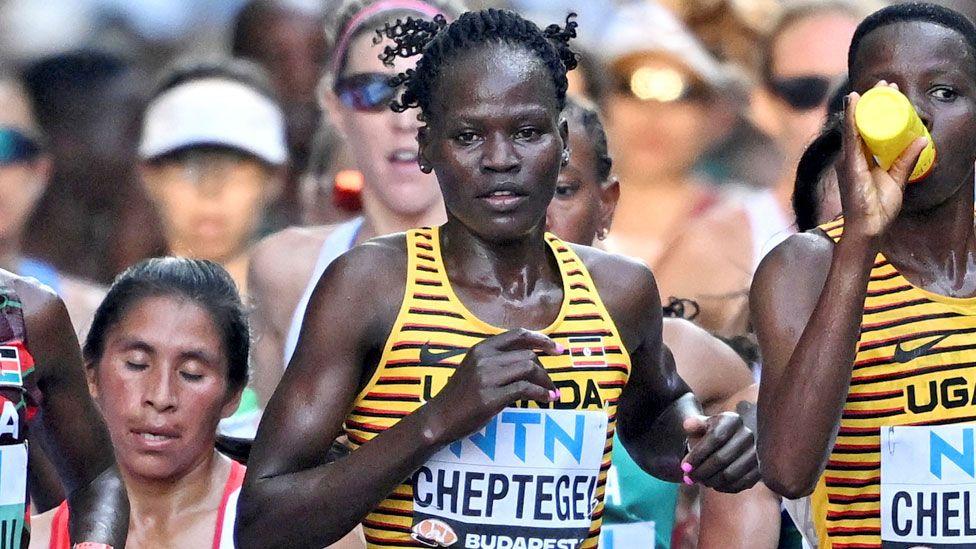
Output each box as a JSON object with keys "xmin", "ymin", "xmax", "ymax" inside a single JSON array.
[{"xmin": 375, "ymin": 8, "xmax": 578, "ymax": 118}]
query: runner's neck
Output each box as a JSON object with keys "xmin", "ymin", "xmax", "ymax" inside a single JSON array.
[
  {"xmin": 124, "ymin": 451, "xmax": 230, "ymax": 528},
  {"xmin": 360, "ymin": 187, "xmax": 446, "ymax": 242},
  {"xmin": 881, "ymin": 183, "xmax": 976, "ymax": 297},
  {"xmin": 438, "ymin": 220, "xmax": 559, "ymax": 305}
]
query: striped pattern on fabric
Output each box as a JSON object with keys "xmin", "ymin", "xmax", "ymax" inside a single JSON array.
[
  {"xmin": 811, "ymin": 218, "xmax": 976, "ymax": 549},
  {"xmin": 345, "ymin": 227, "xmax": 631, "ymax": 548}
]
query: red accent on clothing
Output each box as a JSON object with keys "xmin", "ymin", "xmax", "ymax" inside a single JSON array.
[{"xmin": 49, "ymin": 461, "xmax": 246, "ymax": 549}]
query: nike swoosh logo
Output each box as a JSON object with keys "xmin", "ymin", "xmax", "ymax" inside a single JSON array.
[
  {"xmin": 419, "ymin": 342, "xmax": 467, "ymax": 365},
  {"xmin": 893, "ymin": 334, "xmax": 952, "ymax": 364}
]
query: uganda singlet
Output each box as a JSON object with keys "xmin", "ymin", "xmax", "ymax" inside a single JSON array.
[
  {"xmin": 346, "ymin": 228, "xmax": 631, "ymax": 549},
  {"xmin": 812, "ymin": 218, "xmax": 976, "ymax": 549},
  {"xmin": 0, "ymin": 285, "xmax": 39, "ymax": 549}
]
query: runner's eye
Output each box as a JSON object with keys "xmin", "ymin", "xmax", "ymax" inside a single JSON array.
[
  {"xmin": 554, "ymin": 183, "xmax": 578, "ymax": 198},
  {"xmin": 930, "ymin": 86, "xmax": 958, "ymax": 102},
  {"xmin": 125, "ymin": 361, "xmax": 148, "ymax": 371},
  {"xmin": 180, "ymin": 369, "xmax": 205, "ymax": 382}
]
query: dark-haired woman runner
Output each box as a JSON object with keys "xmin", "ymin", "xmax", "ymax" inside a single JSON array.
[{"xmin": 238, "ymin": 10, "xmax": 758, "ymax": 549}]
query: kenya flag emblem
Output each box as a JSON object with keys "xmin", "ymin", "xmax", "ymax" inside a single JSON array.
[{"xmin": 569, "ymin": 336, "xmax": 606, "ymax": 367}]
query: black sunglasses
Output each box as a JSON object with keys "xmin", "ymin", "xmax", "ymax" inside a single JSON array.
[
  {"xmin": 0, "ymin": 127, "xmax": 41, "ymax": 165},
  {"xmin": 768, "ymin": 75, "xmax": 845, "ymax": 111},
  {"xmin": 334, "ymin": 72, "xmax": 398, "ymax": 113}
]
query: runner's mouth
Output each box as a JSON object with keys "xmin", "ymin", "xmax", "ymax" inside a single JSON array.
[{"xmin": 388, "ymin": 149, "xmax": 418, "ymax": 164}]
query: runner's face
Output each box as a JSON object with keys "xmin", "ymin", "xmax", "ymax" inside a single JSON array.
[
  {"xmin": 421, "ymin": 45, "xmax": 566, "ymax": 242},
  {"xmin": 142, "ymin": 149, "xmax": 276, "ymax": 262},
  {"xmin": 327, "ymin": 31, "xmax": 443, "ymax": 218},
  {"xmin": 851, "ymin": 22, "xmax": 976, "ymax": 212},
  {"xmin": 546, "ymin": 119, "xmax": 607, "ymax": 246},
  {"xmin": 89, "ymin": 295, "xmax": 240, "ymax": 482}
]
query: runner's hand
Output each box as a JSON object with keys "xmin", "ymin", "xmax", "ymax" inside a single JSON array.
[
  {"xmin": 681, "ymin": 413, "xmax": 759, "ymax": 493},
  {"xmin": 424, "ymin": 329, "xmax": 562, "ymax": 445},
  {"xmin": 840, "ymin": 81, "xmax": 928, "ymax": 240}
]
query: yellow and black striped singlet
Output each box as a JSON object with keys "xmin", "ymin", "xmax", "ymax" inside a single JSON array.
[
  {"xmin": 344, "ymin": 227, "xmax": 631, "ymax": 548},
  {"xmin": 812, "ymin": 218, "xmax": 976, "ymax": 548}
]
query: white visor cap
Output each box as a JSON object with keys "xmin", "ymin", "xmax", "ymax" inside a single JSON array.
[{"xmin": 139, "ymin": 78, "xmax": 288, "ymax": 166}]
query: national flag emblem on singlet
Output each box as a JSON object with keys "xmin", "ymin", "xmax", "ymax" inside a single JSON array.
[{"xmin": 0, "ymin": 348, "xmax": 22, "ymax": 388}]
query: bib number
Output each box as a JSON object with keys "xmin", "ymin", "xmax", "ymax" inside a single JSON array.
[
  {"xmin": 411, "ymin": 408, "xmax": 607, "ymax": 548},
  {"xmin": 882, "ymin": 425, "xmax": 976, "ymax": 547}
]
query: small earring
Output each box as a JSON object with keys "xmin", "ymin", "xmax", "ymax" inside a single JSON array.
[
  {"xmin": 561, "ymin": 149, "xmax": 570, "ymax": 166},
  {"xmin": 420, "ymin": 164, "xmax": 432, "ymax": 174},
  {"xmin": 597, "ymin": 228, "xmax": 609, "ymax": 241}
]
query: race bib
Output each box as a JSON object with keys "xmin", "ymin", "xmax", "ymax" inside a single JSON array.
[
  {"xmin": 0, "ymin": 442, "xmax": 26, "ymax": 549},
  {"xmin": 411, "ymin": 408, "xmax": 608, "ymax": 549},
  {"xmin": 599, "ymin": 522, "xmax": 655, "ymax": 549},
  {"xmin": 881, "ymin": 425, "xmax": 976, "ymax": 548}
]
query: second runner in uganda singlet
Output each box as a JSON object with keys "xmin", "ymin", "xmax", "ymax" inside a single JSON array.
[
  {"xmin": 346, "ymin": 228, "xmax": 631, "ymax": 549},
  {"xmin": 812, "ymin": 218, "xmax": 976, "ymax": 549}
]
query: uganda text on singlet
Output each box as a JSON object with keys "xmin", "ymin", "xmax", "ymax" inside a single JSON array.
[
  {"xmin": 345, "ymin": 228, "xmax": 631, "ymax": 549},
  {"xmin": 0, "ymin": 286, "xmax": 38, "ymax": 549},
  {"xmin": 812, "ymin": 218, "xmax": 976, "ymax": 549}
]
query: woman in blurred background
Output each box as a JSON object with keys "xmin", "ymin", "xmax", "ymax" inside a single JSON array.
[
  {"xmin": 247, "ymin": 0, "xmax": 464, "ymax": 408},
  {"xmin": 138, "ymin": 57, "xmax": 287, "ymax": 293}
]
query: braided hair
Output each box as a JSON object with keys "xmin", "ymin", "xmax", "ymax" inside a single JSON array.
[{"xmin": 374, "ymin": 8, "xmax": 579, "ymax": 119}]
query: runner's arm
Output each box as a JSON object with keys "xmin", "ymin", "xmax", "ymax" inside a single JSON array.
[
  {"xmin": 597, "ymin": 258, "xmax": 757, "ymax": 492},
  {"xmin": 697, "ymin": 384, "xmax": 781, "ymax": 549},
  {"xmin": 663, "ymin": 318, "xmax": 754, "ymax": 415},
  {"xmin": 751, "ymin": 232, "xmax": 872, "ymax": 498},
  {"xmin": 246, "ymin": 244, "xmax": 289, "ymax": 408},
  {"xmin": 24, "ymin": 280, "xmax": 128, "ymax": 546},
  {"xmin": 236, "ymin": 243, "xmax": 561, "ymax": 549}
]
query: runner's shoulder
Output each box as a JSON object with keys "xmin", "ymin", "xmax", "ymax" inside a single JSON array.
[
  {"xmin": 249, "ymin": 225, "xmax": 336, "ymax": 288},
  {"xmin": 754, "ymin": 229, "xmax": 834, "ymax": 291},
  {"xmin": 316, "ymin": 232, "xmax": 409, "ymax": 300},
  {"xmin": 569, "ymin": 244, "xmax": 660, "ymax": 339}
]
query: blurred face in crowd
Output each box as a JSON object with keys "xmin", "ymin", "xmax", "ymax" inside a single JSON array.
[
  {"xmin": 0, "ymin": 83, "xmax": 49, "ymax": 248},
  {"xmin": 758, "ymin": 10, "xmax": 860, "ymax": 166},
  {"xmin": 604, "ymin": 55, "xmax": 731, "ymax": 181},
  {"xmin": 87, "ymin": 295, "xmax": 241, "ymax": 482},
  {"xmin": 141, "ymin": 147, "xmax": 279, "ymax": 263},
  {"xmin": 546, "ymin": 112, "xmax": 618, "ymax": 246},
  {"xmin": 323, "ymin": 29, "xmax": 443, "ymax": 218}
]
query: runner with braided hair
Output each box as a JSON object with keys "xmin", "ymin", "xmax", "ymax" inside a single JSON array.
[{"xmin": 238, "ymin": 9, "xmax": 757, "ymax": 549}]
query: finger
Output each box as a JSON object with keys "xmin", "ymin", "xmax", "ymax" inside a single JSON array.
[
  {"xmin": 841, "ymin": 92, "xmax": 869, "ymax": 174},
  {"xmin": 697, "ymin": 440, "xmax": 757, "ymax": 489},
  {"xmin": 682, "ymin": 415, "xmax": 708, "ymax": 439},
  {"xmin": 479, "ymin": 350, "xmax": 539, "ymax": 371},
  {"xmin": 683, "ymin": 414, "xmax": 741, "ymax": 470},
  {"xmin": 490, "ymin": 329, "xmax": 564, "ymax": 356},
  {"xmin": 887, "ymin": 136, "xmax": 929, "ymax": 187},
  {"xmin": 495, "ymin": 359, "xmax": 556, "ymax": 393},
  {"xmin": 501, "ymin": 379, "xmax": 553, "ymax": 406},
  {"xmin": 690, "ymin": 427, "xmax": 754, "ymax": 482},
  {"xmin": 720, "ymin": 469, "xmax": 762, "ymax": 494}
]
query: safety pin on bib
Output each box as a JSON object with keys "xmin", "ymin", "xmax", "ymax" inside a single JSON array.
[{"xmin": 887, "ymin": 426, "xmax": 895, "ymax": 455}]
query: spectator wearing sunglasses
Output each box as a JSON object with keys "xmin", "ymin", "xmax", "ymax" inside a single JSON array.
[
  {"xmin": 0, "ymin": 80, "xmax": 105, "ymax": 338},
  {"xmin": 247, "ymin": 0, "xmax": 464, "ymax": 410},
  {"xmin": 590, "ymin": 2, "xmax": 742, "ymax": 274},
  {"xmin": 648, "ymin": 1, "xmax": 872, "ymax": 337}
]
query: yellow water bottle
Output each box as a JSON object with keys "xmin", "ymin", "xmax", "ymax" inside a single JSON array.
[{"xmin": 854, "ymin": 86, "xmax": 936, "ymax": 183}]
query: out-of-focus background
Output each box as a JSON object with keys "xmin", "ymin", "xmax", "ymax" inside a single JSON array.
[{"xmin": 0, "ymin": 0, "xmax": 895, "ymax": 287}]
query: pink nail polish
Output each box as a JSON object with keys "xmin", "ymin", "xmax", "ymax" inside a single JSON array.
[
  {"xmin": 681, "ymin": 462, "xmax": 693, "ymax": 473},
  {"xmin": 554, "ymin": 343, "xmax": 566, "ymax": 354},
  {"xmin": 555, "ymin": 389, "xmax": 562, "ymax": 400},
  {"xmin": 683, "ymin": 475, "xmax": 694, "ymax": 486},
  {"xmin": 548, "ymin": 389, "xmax": 559, "ymax": 401}
]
